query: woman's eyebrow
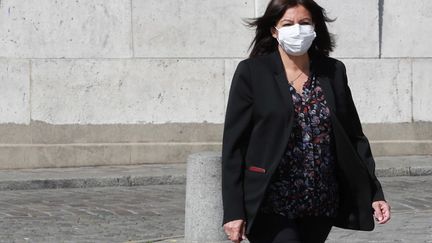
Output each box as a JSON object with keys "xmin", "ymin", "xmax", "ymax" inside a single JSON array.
[
  {"xmin": 300, "ymin": 17, "xmax": 312, "ymax": 22},
  {"xmin": 280, "ymin": 17, "xmax": 312, "ymax": 23},
  {"xmin": 281, "ymin": 18, "xmax": 293, "ymax": 22}
]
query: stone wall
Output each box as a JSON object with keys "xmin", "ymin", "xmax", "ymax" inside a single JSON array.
[{"xmin": 0, "ymin": 0, "xmax": 430, "ymax": 169}]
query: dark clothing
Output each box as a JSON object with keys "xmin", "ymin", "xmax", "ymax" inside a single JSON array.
[
  {"xmin": 260, "ymin": 71, "xmax": 339, "ymax": 219},
  {"xmin": 246, "ymin": 211, "xmax": 334, "ymax": 243},
  {"xmin": 221, "ymin": 50, "xmax": 385, "ymax": 235}
]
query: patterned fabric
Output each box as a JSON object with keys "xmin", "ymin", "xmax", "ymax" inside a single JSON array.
[{"xmin": 259, "ymin": 72, "xmax": 339, "ymax": 218}]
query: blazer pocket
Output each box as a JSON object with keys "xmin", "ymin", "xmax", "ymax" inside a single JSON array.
[{"xmin": 247, "ymin": 166, "xmax": 266, "ymax": 174}]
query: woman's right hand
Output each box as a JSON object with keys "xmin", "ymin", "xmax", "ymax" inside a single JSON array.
[{"xmin": 223, "ymin": 219, "xmax": 247, "ymax": 243}]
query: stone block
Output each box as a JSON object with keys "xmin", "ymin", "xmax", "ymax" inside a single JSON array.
[
  {"xmin": 0, "ymin": 59, "xmax": 30, "ymax": 123},
  {"xmin": 184, "ymin": 151, "xmax": 226, "ymax": 242},
  {"xmin": 375, "ymin": 167, "xmax": 410, "ymax": 177},
  {"xmin": 28, "ymin": 122, "xmax": 223, "ymax": 144},
  {"xmin": 371, "ymin": 141, "xmax": 432, "ymax": 156},
  {"xmin": 363, "ymin": 122, "xmax": 432, "ymax": 140},
  {"xmin": 410, "ymin": 167, "xmax": 432, "ymax": 176},
  {"xmin": 413, "ymin": 59, "xmax": 432, "ymax": 121},
  {"xmin": 256, "ymin": 0, "xmax": 269, "ymax": 17},
  {"xmin": 0, "ymin": 142, "xmax": 222, "ymax": 169},
  {"xmin": 320, "ymin": 0, "xmax": 379, "ymax": 58},
  {"xmin": 0, "ymin": 124, "xmax": 31, "ymax": 143},
  {"xmin": 24, "ymin": 145, "xmax": 126, "ymax": 168},
  {"xmin": 342, "ymin": 59, "xmax": 411, "ymax": 123},
  {"xmin": 132, "ymin": 0, "xmax": 255, "ymax": 58},
  {"xmin": 31, "ymin": 59, "xmax": 225, "ymax": 124},
  {"xmin": 25, "ymin": 144, "xmax": 131, "ymax": 169},
  {"xmin": 0, "ymin": 0, "xmax": 131, "ymax": 58},
  {"xmin": 256, "ymin": 0, "xmax": 379, "ymax": 58},
  {"xmin": 0, "ymin": 146, "xmax": 26, "ymax": 169},
  {"xmin": 130, "ymin": 143, "xmax": 221, "ymax": 164},
  {"xmin": 382, "ymin": 0, "xmax": 432, "ymax": 57}
]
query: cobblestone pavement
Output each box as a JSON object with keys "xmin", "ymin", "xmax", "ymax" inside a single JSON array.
[
  {"xmin": 0, "ymin": 185, "xmax": 186, "ymax": 243},
  {"xmin": 1, "ymin": 176, "xmax": 432, "ymax": 242}
]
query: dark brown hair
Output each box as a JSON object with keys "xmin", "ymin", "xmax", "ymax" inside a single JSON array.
[{"xmin": 247, "ymin": 0, "xmax": 335, "ymax": 58}]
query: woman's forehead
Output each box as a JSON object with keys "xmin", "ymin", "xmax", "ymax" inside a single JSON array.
[{"xmin": 280, "ymin": 5, "xmax": 312, "ymax": 21}]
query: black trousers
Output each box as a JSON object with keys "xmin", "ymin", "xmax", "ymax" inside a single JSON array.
[{"xmin": 246, "ymin": 211, "xmax": 334, "ymax": 243}]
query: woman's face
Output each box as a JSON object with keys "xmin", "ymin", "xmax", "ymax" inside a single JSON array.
[{"xmin": 272, "ymin": 5, "xmax": 313, "ymax": 38}]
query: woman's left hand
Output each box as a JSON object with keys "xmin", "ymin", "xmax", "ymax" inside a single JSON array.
[{"xmin": 372, "ymin": 200, "xmax": 391, "ymax": 224}]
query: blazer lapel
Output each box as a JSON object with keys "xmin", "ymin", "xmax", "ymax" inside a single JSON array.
[
  {"xmin": 268, "ymin": 51, "xmax": 295, "ymax": 114},
  {"xmin": 274, "ymin": 73, "xmax": 295, "ymax": 114}
]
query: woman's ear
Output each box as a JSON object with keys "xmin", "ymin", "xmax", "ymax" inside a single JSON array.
[{"xmin": 271, "ymin": 27, "xmax": 278, "ymax": 39}]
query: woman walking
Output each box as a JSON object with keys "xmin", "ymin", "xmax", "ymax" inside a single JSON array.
[{"xmin": 221, "ymin": 0, "xmax": 391, "ymax": 242}]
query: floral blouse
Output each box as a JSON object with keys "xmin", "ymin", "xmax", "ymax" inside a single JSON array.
[{"xmin": 259, "ymin": 72, "xmax": 339, "ymax": 218}]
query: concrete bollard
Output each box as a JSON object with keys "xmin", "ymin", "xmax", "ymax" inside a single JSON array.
[{"xmin": 184, "ymin": 151, "xmax": 231, "ymax": 243}]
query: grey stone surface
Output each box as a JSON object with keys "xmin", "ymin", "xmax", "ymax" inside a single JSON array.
[
  {"xmin": 0, "ymin": 0, "xmax": 132, "ymax": 58},
  {"xmin": 0, "ymin": 59, "xmax": 30, "ymax": 124},
  {"xmin": 26, "ymin": 122, "xmax": 224, "ymax": 144},
  {"xmin": 132, "ymin": 0, "xmax": 254, "ymax": 58},
  {"xmin": 0, "ymin": 184, "xmax": 186, "ymax": 242},
  {"xmin": 375, "ymin": 155, "xmax": 432, "ymax": 177},
  {"xmin": 185, "ymin": 152, "xmax": 226, "ymax": 242},
  {"xmin": 0, "ymin": 163, "xmax": 186, "ymax": 191},
  {"xmin": 0, "ymin": 124, "xmax": 32, "ymax": 144},
  {"xmin": 413, "ymin": 59, "xmax": 432, "ymax": 122},
  {"xmin": 318, "ymin": 0, "xmax": 380, "ymax": 58},
  {"xmin": 382, "ymin": 0, "xmax": 432, "ymax": 57},
  {"xmin": 0, "ymin": 143, "xmax": 219, "ymax": 169},
  {"xmin": 0, "ymin": 146, "xmax": 27, "ymax": 169},
  {"xmin": 129, "ymin": 143, "xmax": 221, "ymax": 166},
  {"xmin": 362, "ymin": 122, "xmax": 432, "ymax": 141},
  {"xmin": 31, "ymin": 59, "xmax": 225, "ymax": 124},
  {"xmin": 341, "ymin": 59, "xmax": 412, "ymax": 123},
  {"xmin": 371, "ymin": 141, "xmax": 432, "ymax": 157}
]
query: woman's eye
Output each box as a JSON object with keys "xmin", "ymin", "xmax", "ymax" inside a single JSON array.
[{"xmin": 300, "ymin": 22, "xmax": 312, "ymax": 25}]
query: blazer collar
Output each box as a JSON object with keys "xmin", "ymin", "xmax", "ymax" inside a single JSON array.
[
  {"xmin": 265, "ymin": 51, "xmax": 294, "ymax": 116},
  {"xmin": 266, "ymin": 50, "xmax": 336, "ymax": 113}
]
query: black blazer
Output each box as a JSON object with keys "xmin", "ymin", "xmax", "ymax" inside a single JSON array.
[{"xmin": 221, "ymin": 51, "xmax": 385, "ymax": 235}]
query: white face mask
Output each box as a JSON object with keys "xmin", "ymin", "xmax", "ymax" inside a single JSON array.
[{"xmin": 275, "ymin": 24, "xmax": 316, "ymax": 56}]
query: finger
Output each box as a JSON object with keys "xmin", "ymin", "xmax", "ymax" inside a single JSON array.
[
  {"xmin": 382, "ymin": 203, "xmax": 391, "ymax": 216},
  {"xmin": 379, "ymin": 216, "xmax": 390, "ymax": 224},
  {"xmin": 229, "ymin": 232, "xmax": 240, "ymax": 241},
  {"xmin": 378, "ymin": 214, "xmax": 390, "ymax": 224},
  {"xmin": 241, "ymin": 222, "xmax": 247, "ymax": 240},
  {"xmin": 381, "ymin": 205, "xmax": 391, "ymax": 224},
  {"xmin": 376, "ymin": 203, "xmax": 392, "ymax": 224},
  {"xmin": 373, "ymin": 203, "xmax": 383, "ymax": 221},
  {"xmin": 230, "ymin": 234, "xmax": 240, "ymax": 243},
  {"xmin": 382, "ymin": 208, "xmax": 390, "ymax": 218}
]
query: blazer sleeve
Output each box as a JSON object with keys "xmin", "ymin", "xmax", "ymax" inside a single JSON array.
[
  {"xmin": 336, "ymin": 61, "xmax": 385, "ymax": 202},
  {"xmin": 221, "ymin": 60, "xmax": 254, "ymax": 225}
]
